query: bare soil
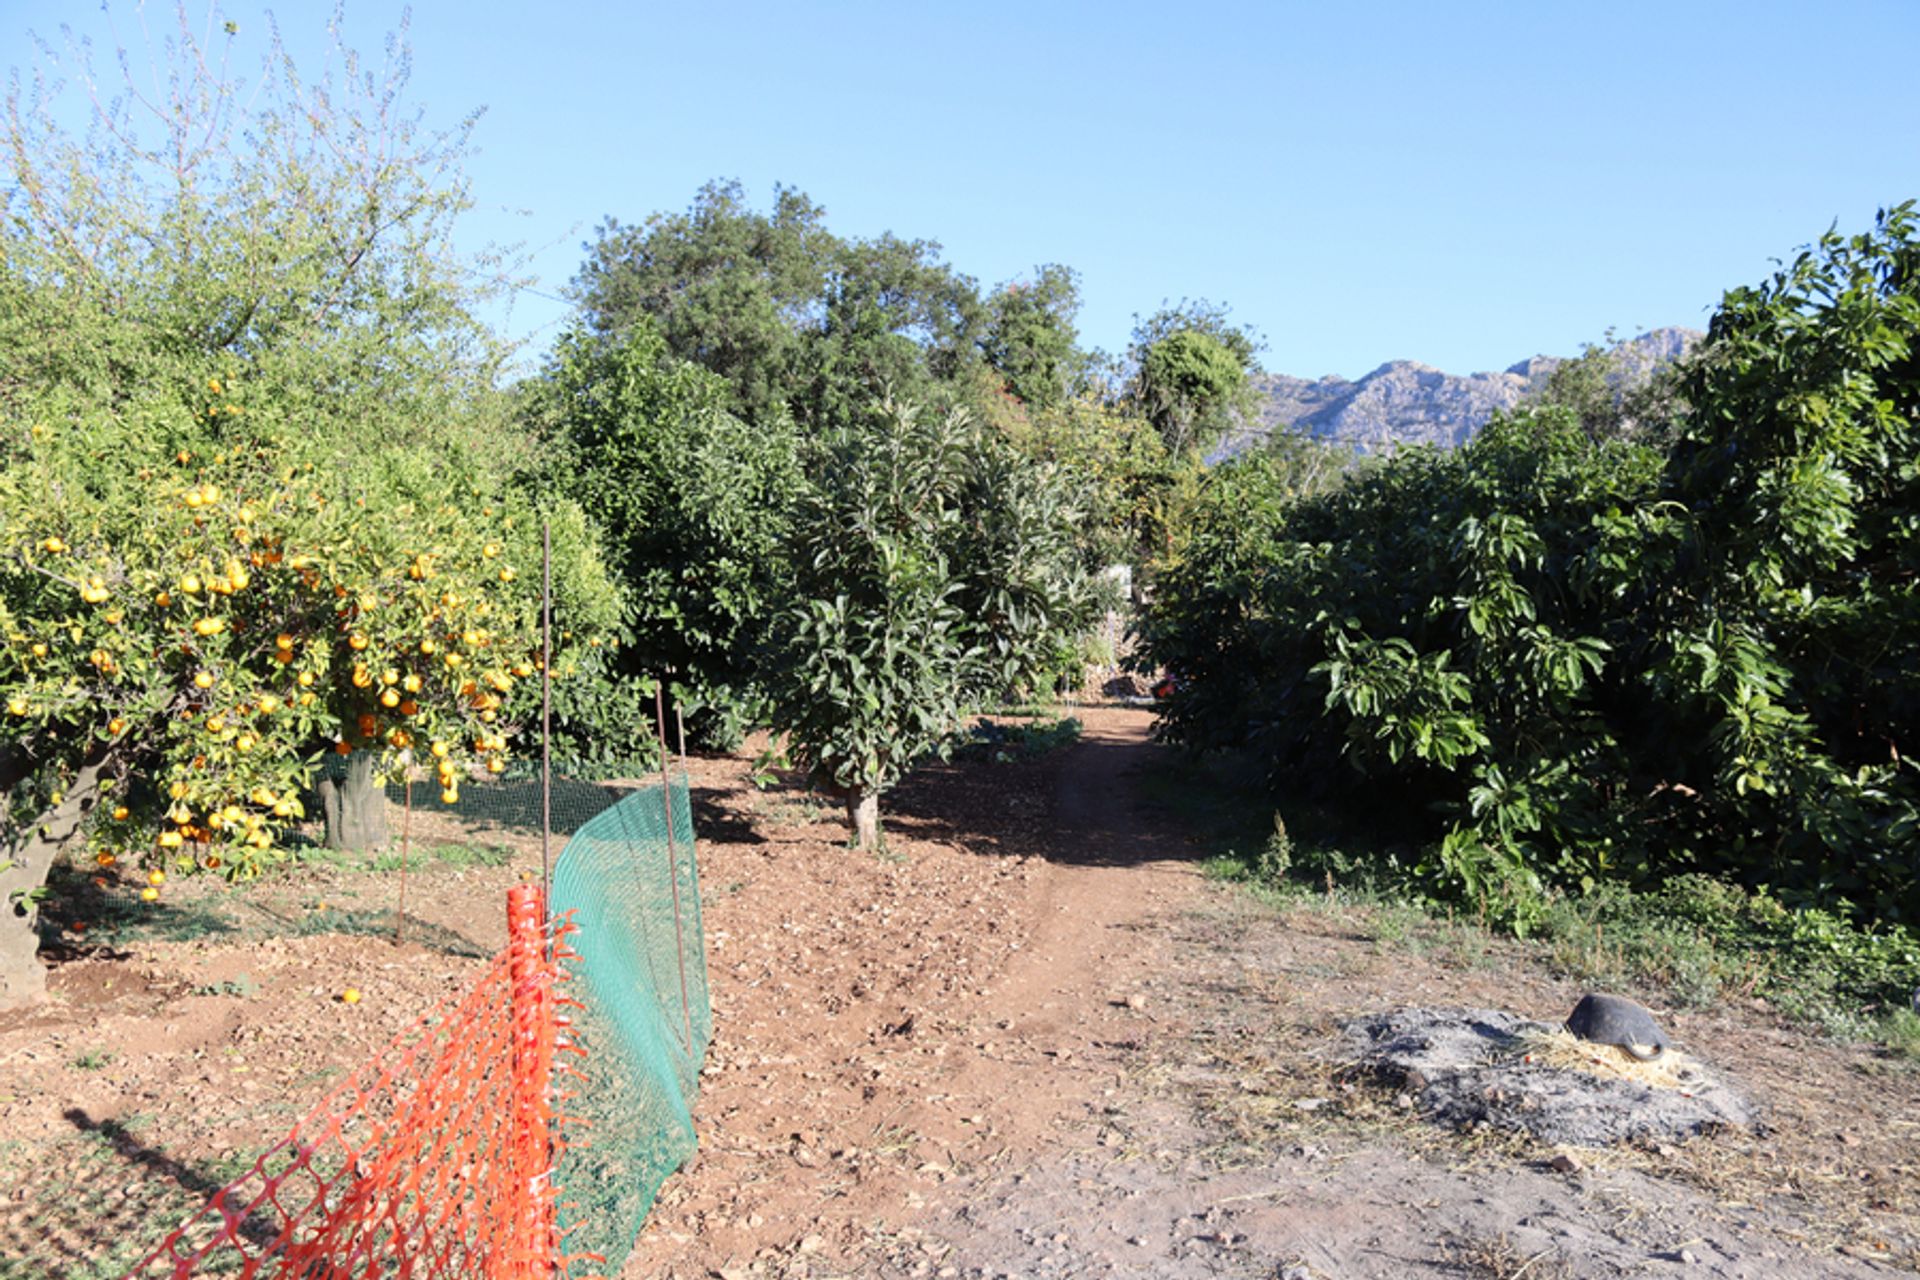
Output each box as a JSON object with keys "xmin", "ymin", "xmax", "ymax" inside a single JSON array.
[{"xmin": 3, "ymin": 704, "xmax": 1916, "ymax": 1279}]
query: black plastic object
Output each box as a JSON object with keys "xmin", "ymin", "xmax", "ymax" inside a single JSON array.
[{"xmin": 1565, "ymin": 993, "xmax": 1669, "ymax": 1061}]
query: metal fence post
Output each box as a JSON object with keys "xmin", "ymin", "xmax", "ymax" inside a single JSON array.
[{"xmin": 654, "ymin": 685, "xmax": 696, "ymax": 1053}]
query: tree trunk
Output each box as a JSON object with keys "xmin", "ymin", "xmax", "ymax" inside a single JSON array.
[
  {"xmin": 846, "ymin": 787, "xmax": 882, "ymax": 851},
  {"xmin": 1, "ymin": 754, "xmax": 110, "ymax": 1010},
  {"xmin": 318, "ymin": 751, "xmax": 389, "ymax": 851}
]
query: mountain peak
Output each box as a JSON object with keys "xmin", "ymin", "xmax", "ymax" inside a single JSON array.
[{"xmin": 1227, "ymin": 328, "xmax": 1703, "ymax": 457}]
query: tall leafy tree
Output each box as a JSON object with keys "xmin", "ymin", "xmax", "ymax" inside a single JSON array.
[
  {"xmin": 797, "ymin": 231, "xmax": 986, "ymax": 429},
  {"xmin": 982, "ymin": 265, "xmax": 1087, "ymax": 412},
  {"xmin": 766, "ymin": 402, "xmax": 1092, "ymax": 849},
  {"xmin": 572, "ymin": 181, "xmax": 835, "ymax": 426},
  {"xmin": 0, "ymin": 8, "xmax": 618, "ymax": 1004},
  {"xmin": 573, "ymin": 181, "xmax": 990, "ymax": 433},
  {"xmin": 529, "ymin": 321, "xmax": 805, "ymax": 751},
  {"xmin": 1127, "ymin": 300, "xmax": 1263, "ymax": 457}
]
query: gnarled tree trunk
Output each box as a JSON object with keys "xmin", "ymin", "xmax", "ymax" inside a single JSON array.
[
  {"xmin": 1, "ymin": 753, "xmax": 110, "ymax": 1009},
  {"xmin": 317, "ymin": 751, "xmax": 389, "ymax": 851}
]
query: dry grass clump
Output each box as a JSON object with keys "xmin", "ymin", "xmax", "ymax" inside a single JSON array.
[{"xmin": 1516, "ymin": 1028, "xmax": 1707, "ymax": 1092}]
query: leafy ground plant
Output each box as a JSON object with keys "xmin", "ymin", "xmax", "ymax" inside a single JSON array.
[
  {"xmin": 951, "ymin": 716, "xmax": 1082, "ymax": 763},
  {"xmin": 1176, "ymin": 750, "xmax": 1920, "ymax": 1060}
]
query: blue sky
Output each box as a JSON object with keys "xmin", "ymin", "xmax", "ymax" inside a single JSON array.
[{"xmin": 10, "ymin": 1, "xmax": 1918, "ymax": 380}]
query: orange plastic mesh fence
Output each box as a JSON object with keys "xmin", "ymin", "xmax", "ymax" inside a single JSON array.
[{"xmin": 124, "ymin": 884, "xmax": 572, "ymax": 1280}]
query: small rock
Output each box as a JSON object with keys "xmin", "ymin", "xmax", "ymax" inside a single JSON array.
[
  {"xmin": 797, "ymin": 1234, "xmax": 825, "ymax": 1255},
  {"xmin": 1549, "ymin": 1153, "xmax": 1582, "ymax": 1174}
]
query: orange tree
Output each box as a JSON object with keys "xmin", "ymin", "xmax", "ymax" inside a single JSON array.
[{"xmin": 0, "ymin": 7, "xmax": 618, "ymax": 1005}]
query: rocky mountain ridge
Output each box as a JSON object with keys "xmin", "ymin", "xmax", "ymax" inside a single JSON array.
[{"xmin": 1225, "ymin": 327, "xmax": 1701, "ymax": 456}]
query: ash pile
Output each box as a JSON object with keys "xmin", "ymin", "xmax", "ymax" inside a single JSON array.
[{"xmin": 1344, "ymin": 995, "xmax": 1758, "ymax": 1148}]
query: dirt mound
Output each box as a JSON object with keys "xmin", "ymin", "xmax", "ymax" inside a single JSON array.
[{"xmin": 1345, "ymin": 1006, "xmax": 1759, "ymax": 1147}]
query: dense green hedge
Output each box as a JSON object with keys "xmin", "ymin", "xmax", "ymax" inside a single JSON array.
[{"xmin": 1140, "ymin": 204, "xmax": 1920, "ymax": 930}]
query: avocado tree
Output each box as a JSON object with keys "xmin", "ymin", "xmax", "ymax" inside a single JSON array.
[
  {"xmin": 0, "ymin": 7, "xmax": 618, "ymax": 1005},
  {"xmin": 1137, "ymin": 204, "xmax": 1920, "ymax": 929}
]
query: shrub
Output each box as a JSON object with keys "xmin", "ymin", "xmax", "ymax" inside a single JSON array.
[{"xmin": 1138, "ymin": 205, "xmax": 1920, "ymax": 928}]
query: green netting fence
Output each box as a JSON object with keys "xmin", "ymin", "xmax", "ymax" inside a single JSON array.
[
  {"xmin": 550, "ymin": 772, "xmax": 711, "ymax": 1274},
  {"xmin": 293, "ymin": 759, "xmax": 712, "ymax": 1276},
  {"xmin": 90, "ymin": 765, "xmax": 709, "ymax": 1280}
]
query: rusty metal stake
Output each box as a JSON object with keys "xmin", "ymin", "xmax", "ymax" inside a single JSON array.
[
  {"xmin": 396, "ymin": 768, "xmax": 411, "ymax": 945},
  {"xmin": 541, "ymin": 521, "xmax": 553, "ymax": 905},
  {"xmin": 655, "ymin": 683, "xmax": 695, "ymax": 1052}
]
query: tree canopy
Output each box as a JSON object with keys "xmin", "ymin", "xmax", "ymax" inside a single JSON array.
[
  {"xmin": 0, "ymin": 8, "xmax": 617, "ymax": 1004},
  {"xmin": 764, "ymin": 401, "xmax": 1095, "ymax": 849},
  {"xmin": 573, "ymin": 180, "xmax": 1012, "ymax": 432},
  {"xmin": 1127, "ymin": 300, "xmax": 1264, "ymax": 457},
  {"xmin": 1137, "ymin": 204, "xmax": 1920, "ymax": 931},
  {"xmin": 528, "ymin": 320, "xmax": 805, "ymax": 752}
]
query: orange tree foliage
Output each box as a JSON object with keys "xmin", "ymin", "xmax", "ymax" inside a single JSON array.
[
  {"xmin": 0, "ymin": 395, "xmax": 613, "ymax": 878},
  {"xmin": 0, "ymin": 6, "xmax": 619, "ymax": 946}
]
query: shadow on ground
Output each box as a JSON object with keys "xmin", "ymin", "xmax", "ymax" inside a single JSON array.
[
  {"xmin": 35, "ymin": 865, "xmax": 491, "ymax": 963},
  {"xmin": 882, "ymin": 714, "xmax": 1206, "ymax": 870},
  {"xmin": 0, "ymin": 1110, "xmax": 268, "ymax": 1280}
]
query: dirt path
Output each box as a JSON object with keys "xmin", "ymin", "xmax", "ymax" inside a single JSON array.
[
  {"xmin": 868, "ymin": 707, "xmax": 1210, "ymax": 1253},
  {"xmin": 631, "ymin": 703, "xmax": 1917, "ymax": 1279},
  {"xmin": 632, "ymin": 705, "xmax": 1202, "ymax": 1278},
  {"xmin": 893, "ymin": 704, "xmax": 1205, "ymax": 1174},
  {"xmin": 864, "ymin": 708, "xmax": 1920, "ymax": 1280}
]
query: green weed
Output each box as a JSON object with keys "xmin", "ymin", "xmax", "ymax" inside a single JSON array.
[
  {"xmin": 952, "ymin": 715, "xmax": 1082, "ymax": 763},
  {"xmin": 1172, "ymin": 750, "xmax": 1920, "ymax": 1056},
  {"xmin": 1881, "ymin": 1009, "xmax": 1920, "ymax": 1063},
  {"xmin": 302, "ymin": 841, "xmax": 514, "ymax": 874},
  {"xmin": 359, "ymin": 842, "xmax": 513, "ymax": 872}
]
